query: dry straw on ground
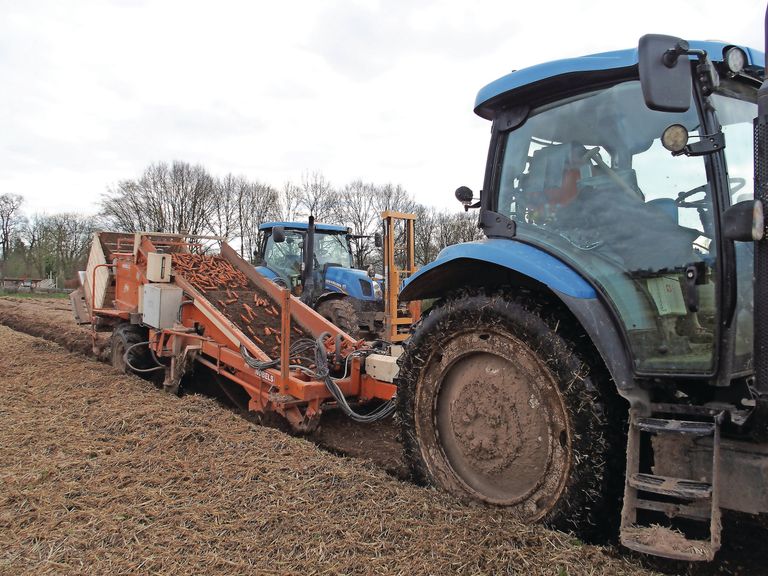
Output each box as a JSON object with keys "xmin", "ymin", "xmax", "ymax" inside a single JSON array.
[{"xmin": 0, "ymin": 325, "xmax": 654, "ymax": 575}]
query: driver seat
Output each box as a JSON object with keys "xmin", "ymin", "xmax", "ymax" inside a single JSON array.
[{"xmin": 524, "ymin": 143, "xmax": 590, "ymax": 207}]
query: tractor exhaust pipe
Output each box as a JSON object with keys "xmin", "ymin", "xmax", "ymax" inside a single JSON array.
[
  {"xmin": 752, "ymin": 4, "xmax": 768, "ymax": 432},
  {"xmin": 301, "ymin": 215, "xmax": 316, "ymax": 304}
]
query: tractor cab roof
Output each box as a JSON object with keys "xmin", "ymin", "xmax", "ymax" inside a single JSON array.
[
  {"xmin": 259, "ymin": 221, "xmax": 349, "ymax": 234},
  {"xmin": 474, "ymin": 40, "xmax": 765, "ymax": 119}
]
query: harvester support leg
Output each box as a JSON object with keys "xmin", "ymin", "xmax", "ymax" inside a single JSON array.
[{"xmin": 163, "ymin": 345, "xmax": 200, "ymax": 395}]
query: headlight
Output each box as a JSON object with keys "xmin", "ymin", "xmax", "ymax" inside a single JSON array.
[
  {"xmin": 373, "ymin": 281, "xmax": 383, "ymax": 298},
  {"xmin": 723, "ymin": 46, "xmax": 746, "ymax": 75}
]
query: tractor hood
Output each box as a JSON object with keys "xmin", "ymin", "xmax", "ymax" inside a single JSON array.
[{"xmin": 324, "ymin": 266, "xmax": 382, "ymax": 302}]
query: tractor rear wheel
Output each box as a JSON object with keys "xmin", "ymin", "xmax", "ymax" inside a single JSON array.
[
  {"xmin": 397, "ymin": 291, "xmax": 615, "ymax": 535},
  {"xmin": 110, "ymin": 323, "xmax": 155, "ymax": 378},
  {"xmin": 316, "ymin": 298, "xmax": 360, "ymax": 339}
]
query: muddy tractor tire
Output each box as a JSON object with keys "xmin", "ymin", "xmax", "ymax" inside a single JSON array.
[
  {"xmin": 397, "ymin": 291, "xmax": 616, "ymax": 535},
  {"xmin": 110, "ymin": 323, "xmax": 154, "ymax": 378},
  {"xmin": 316, "ymin": 297, "xmax": 360, "ymax": 339}
]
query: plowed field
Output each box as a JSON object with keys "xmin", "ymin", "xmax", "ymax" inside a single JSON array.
[
  {"xmin": 0, "ymin": 324, "xmax": 649, "ymax": 575},
  {"xmin": 1, "ymin": 296, "xmax": 765, "ymax": 575}
]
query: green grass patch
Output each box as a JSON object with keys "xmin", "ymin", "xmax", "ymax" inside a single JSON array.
[{"xmin": 0, "ymin": 290, "xmax": 70, "ymax": 299}]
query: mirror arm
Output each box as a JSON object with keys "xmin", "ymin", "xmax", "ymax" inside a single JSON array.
[
  {"xmin": 675, "ymin": 131, "xmax": 725, "ymax": 157},
  {"xmin": 662, "ymin": 41, "xmax": 693, "ymax": 67}
]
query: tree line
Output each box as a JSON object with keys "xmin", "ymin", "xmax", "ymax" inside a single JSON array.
[{"xmin": 1, "ymin": 160, "xmax": 482, "ymax": 287}]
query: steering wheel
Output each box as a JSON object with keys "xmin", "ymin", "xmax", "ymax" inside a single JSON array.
[
  {"xmin": 675, "ymin": 184, "xmax": 709, "ymax": 208},
  {"xmin": 675, "ymin": 178, "xmax": 747, "ymax": 208},
  {"xmin": 729, "ymin": 177, "xmax": 747, "ymax": 196}
]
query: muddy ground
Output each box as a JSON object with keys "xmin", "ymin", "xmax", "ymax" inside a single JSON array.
[
  {"xmin": 0, "ymin": 324, "xmax": 651, "ymax": 575},
  {"xmin": 0, "ymin": 296, "xmax": 407, "ymax": 476},
  {"xmin": 0, "ymin": 296, "xmax": 766, "ymax": 574}
]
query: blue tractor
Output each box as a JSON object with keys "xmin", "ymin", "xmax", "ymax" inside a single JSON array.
[
  {"xmin": 255, "ymin": 219, "xmax": 384, "ymax": 338},
  {"xmin": 396, "ymin": 35, "xmax": 768, "ymax": 560}
]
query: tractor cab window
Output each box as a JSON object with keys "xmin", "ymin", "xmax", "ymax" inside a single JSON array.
[
  {"xmin": 496, "ymin": 79, "xmax": 717, "ymax": 374},
  {"xmin": 264, "ymin": 230, "xmax": 303, "ymax": 284},
  {"xmin": 712, "ymin": 80, "xmax": 758, "ymax": 373},
  {"xmin": 314, "ymin": 232, "xmax": 353, "ymax": 269}
]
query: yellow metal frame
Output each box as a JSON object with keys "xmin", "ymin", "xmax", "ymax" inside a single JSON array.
[{"xmin": 382, "ymin": 210, "xmax": 420, "ymax": 343}]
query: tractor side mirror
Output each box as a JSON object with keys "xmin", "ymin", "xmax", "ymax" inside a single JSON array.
[
  {"xmin": 723, "ymin": 200, "xmax": 765, "ymax": 241},
  {"xmin": 374, "ymin": 233, "xmax": 382, "ymax": 248},
  {"xmin": 272, "ymin": 226, "xmax": 285, "ymax": 243},
  {"xmin": 638, "ymin": 34, "xmax": 693, "ymax": 112}
]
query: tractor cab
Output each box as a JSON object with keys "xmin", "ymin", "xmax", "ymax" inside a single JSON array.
[
  {"xmin": 468, "ymin": 41, "xmax": 763, "ymax": 379},
  {"xmin": 256, "ymin": 221, "xmax": 384, "ymax": 337},
  {"xmin": 257, "ymin": 222, "xmax": 354, "ymax": 293}
]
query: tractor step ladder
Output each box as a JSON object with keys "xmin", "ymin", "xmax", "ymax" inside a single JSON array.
[
  {"xmin": 381, "ymin": 211, "xmax": 420, "ymax": 343},
  {"xmin": 620, "ymin": 410, "xmax": 724, "ymax": 562}
]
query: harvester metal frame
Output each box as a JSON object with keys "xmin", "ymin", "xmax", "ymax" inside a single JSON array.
[{"xmin": 79, "ymin": 231, "xmax": 397, "ymax": 432}]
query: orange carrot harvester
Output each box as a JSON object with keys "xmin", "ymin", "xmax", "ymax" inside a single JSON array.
[{"xmin": 71, "ymin": 232, "xmax": 398, "ymax": 432}]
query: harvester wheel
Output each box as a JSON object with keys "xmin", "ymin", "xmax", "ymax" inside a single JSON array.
[
  {"xmin": 316, "ymin": 298, "xmax": 360, "ymax": 338},
  {"xmin": 397, "ymin": 291, "xmax": 615, "ymax": 535},
  {"xmin": 111, "ymin": 323, "xmax": 154, "ymax": 378}
]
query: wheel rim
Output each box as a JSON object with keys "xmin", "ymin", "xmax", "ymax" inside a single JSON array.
[{"xmin": 430, "ymin": 331, "xmax": 571, "ymax": 516}]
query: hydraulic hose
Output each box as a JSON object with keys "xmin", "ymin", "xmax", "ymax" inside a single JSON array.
[
  {"xmin": 123, "ymin": 341, "xmax": 166, "ymax": 373},
  {"xmin": 240, "ymin": 333, "xmax": 395, "ymax": 423},
  {"xmin": 314, "ymin": 334, "xmax": 396, "ymax": 424}
]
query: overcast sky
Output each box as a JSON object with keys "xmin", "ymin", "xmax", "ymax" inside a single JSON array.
[{"xmin": 1, "ymin": 0, "xmax": 764, "ymax": 217}]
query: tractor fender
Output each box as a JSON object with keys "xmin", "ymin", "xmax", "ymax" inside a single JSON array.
[
  {"xmin": 315, "ymin": 290, "xmax": 347, "ymax": 305},
  {"xmin": 401, "ymin": 239, "xmax": 596, "ymax": 300},
  {"xmin": 400, "ymin": 239, "xmax": 643, "ymax": 404}
]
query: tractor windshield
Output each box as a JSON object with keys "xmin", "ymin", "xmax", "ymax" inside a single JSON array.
[{"xmin": 494, "ymin": 78, "xmax": 755, "ymax": 374}]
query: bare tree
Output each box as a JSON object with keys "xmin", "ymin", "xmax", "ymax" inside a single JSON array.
[
  {"xmin": 0, "ymin": 193, "xmax": 24, "ymax": 284},
  {"xmin": 237, "ymin": 180, "xmax": 280, "ymax": 261},
  {"xmin": 277, "ymin": 181, "xmax": 303, "ymax": 222},
  {"xmin": 47, "ymin": 213, "xmax": 97, "ymax": 284},
  {"xmin": 413, "ymin": 204, "xmax": 439, "ymax": 267},
  {"xmin": 22, "ymin": 214, "xmax": 48, "ymax": 278},
  {"xmin": 436, "ymin": 211, "xmax": 482, "ymax": 251},
  {"xmin": 335, "ymin": 180, "xmax": 378, "ymax": 268},
  {"xmin": 210, "ymin": 174, "xmax": 242, "ymax": 242},
  {"xmin": 22, "ymin": 213, "xmax": 96, "ymax": 285},
  {"xmin": 298, "ymin": 171, "xmax": 337, "ymax": 222},
  {"xmin": 373, "ymin": 183, "xmax": 417, "ymax": 215},
  {"xmin": 100, "ymin": 161, "xmax": 216, "ymax": 236}
]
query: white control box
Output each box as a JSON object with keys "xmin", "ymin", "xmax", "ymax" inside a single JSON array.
[
  {"xmin": 147, "ymin": 252, "xmax": 172, "ymax": 283},
  {"xmin": 142, "ymin": 284, "xmax": 183, "ymax": 329},
  {"xmin": 365, "ymin": 353, "xmax": 400, "ymax": 383}
]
